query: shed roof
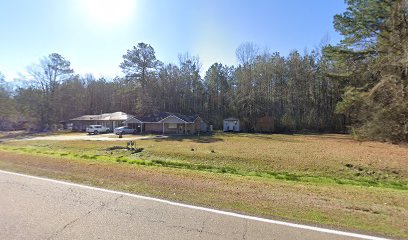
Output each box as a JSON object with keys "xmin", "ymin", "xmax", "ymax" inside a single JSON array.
[{"xmin": 224, "ymin": 117, "xmax": 239, "ymax": 121}]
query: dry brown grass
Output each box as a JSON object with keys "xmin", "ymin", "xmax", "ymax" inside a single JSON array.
[
  {"xmin": 136, "ymin": 133, "xmax": 408, "ymax": 181},
  {"xmin": 0, "ymin": 151, "xmax": 407, "ymax": 238},
  {"xmin": 0, "ymin": 130, "xmax": 27, "ymax": 139},
  {"xmin": 1, "ymin": 133, "xmax": 407, "ymax": 187},
  {"xmin": 1, "ymin": 133, "xmax": 407, "ymax": 238}
]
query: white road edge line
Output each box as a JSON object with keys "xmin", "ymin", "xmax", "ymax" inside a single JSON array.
[{"xmin": 0, "ymin": 169, "xmax": 389, "ymax": 240}]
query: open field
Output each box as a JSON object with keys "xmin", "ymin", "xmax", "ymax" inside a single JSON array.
[{"xmin": 0, "ymin": 133, "xmax": 407, "ymax": 238}]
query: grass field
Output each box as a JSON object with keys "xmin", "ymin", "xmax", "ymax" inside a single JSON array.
[{"xmin": 0, "ymin": 133, "xmax": 407, "ymax": 238}]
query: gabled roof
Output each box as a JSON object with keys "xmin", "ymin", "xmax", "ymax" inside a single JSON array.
[
  {"xmin": 126, "ymin": 117, "xmax": 143, "ymax": 124},
  {"xmin": 169, "ymin": 112, "xmax": 199, "ymax": 123},
  {"xmin": 129, "ymin": 112, "xmax": 199, "ymax": 123},
  {"xmin": 70, "ymin": 112, "xmax": 133, "ymax": 121}
]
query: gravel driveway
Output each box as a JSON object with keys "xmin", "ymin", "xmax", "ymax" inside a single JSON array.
[{"xmin": 23, "ymin": 133, "xmax": 167, "ymax": 141}]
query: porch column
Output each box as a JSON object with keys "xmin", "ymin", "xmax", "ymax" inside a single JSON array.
[
  {"xmin": 141, "ymin": 123, "xmax": 143, "ymax": 133},
  {"xmin": 184, "ymin": 123, "xmax": 187, "ymax": 134},
  {"xmin": 162, "ymin": 122, "xmax": 165, "ymax": 135}
]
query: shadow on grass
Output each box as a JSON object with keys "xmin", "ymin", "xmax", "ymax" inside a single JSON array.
[
  {"xmin": 153, "ymin": 134, "xmax": 224, "ymax": 143},
  {"xmin": 220, "ymin": 132, "xmax": 352, "ymax": 143}
]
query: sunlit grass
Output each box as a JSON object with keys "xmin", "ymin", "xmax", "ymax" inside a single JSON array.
[
  {"xmin": 1, "ymin": 133, "xmax": 406, "ymax": 189},
  {"xmin": 0, "ymin": 133, "xmax": 407, "ymax": 238}
]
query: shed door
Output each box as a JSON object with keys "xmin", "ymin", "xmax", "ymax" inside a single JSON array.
[{"xmin": 228, "ymin": 121, "xmax": 233, "ymax": 131}]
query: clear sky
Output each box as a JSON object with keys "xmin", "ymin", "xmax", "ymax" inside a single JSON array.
[{"xmin": 0, "ymin": 0, "xmax": 346, "ymax": 81}]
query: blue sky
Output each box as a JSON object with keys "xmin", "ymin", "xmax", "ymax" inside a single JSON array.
[{"xmin": 0, "ymin": 0, "xmax": 346, "ymax": 81}]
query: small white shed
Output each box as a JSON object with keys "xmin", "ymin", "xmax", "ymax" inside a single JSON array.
[{"xmin": 223, "ymin": 117, "xmax": 240, "ymax": 132}]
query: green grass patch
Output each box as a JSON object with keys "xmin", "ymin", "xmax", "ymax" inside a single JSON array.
[
  {"xmin": 0, "ymin": 142, "xmax": 407, "ymax": 239},
  {"xmin": 0, "ymin": 139, "xmax": 407, "ymax": 191}
]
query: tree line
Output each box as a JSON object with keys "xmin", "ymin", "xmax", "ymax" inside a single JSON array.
[
  {"xmin": 0, "ymin": 45, "xmax": 345, "ymax": 133},
  {"xmin": 0, "ymin": 0, "xmax": 406, "ymax": 142}
]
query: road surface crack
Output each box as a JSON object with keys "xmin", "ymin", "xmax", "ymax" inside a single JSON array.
[
  {"xmin": 47, "ymin": 210, "xmax": 92, "ymax": 240},
  {"xmin": 47, "ymin": 196, "xmax": 123, "ymax": 240},
  {"xmin": 166, "ymin": 223, "xmax": 221, "ymax": 237},
  {"xmin": 242, "ymin": 220, "xmax": 248, "ymax": 240},
  {"xmin": 199, "ymin": 220, "xmax": 205, "ymax": 235}
]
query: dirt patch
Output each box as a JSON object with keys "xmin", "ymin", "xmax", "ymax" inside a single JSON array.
[{"xmin": 106, "ymin": 146, "xmax": 128, "ymax": 151}]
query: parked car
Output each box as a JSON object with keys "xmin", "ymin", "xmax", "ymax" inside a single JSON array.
[
  {"xmin": 114, "ymin": 126, "xmax": 137, "ymax": 135},
  {"xmin": 86, "ymin": 125, "xmax": 110, "ymax": 134}
]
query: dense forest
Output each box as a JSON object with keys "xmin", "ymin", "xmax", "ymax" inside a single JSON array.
[{"xmin": 0, "ymin": 0, "xmax": 407, "ymax": 142}]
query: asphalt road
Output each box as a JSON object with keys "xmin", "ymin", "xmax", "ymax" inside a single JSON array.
[{"xmin": 0, "ymin": 170, "xmax": 388, "ymax": 240}]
